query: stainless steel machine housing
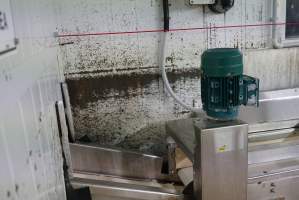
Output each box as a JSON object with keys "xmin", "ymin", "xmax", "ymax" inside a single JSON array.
[{"xmin": 166, "ymin": 88, "xmax": 299, "ymax": 200}]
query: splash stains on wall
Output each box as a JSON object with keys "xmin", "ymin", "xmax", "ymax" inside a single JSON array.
[
  {"xmin": 58, "ymin": 0, "xmax": 299, "ymax": 156},
  {"xmin": 58, "ymin": 0, "xmax": 274, "ymax": 78},
  {"xmin": 67, "ymin": 70, "xmax": 201, "ymax": 155},
  {"xmin": 66, "ymin": 48, "xmax": 299, "ymax": 156}
]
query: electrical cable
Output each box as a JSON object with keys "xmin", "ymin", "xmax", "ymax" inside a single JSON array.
[
  {"xmin": 161, "ymin": 0, "xmax": 201, "ymax": 113},
  {"xmin": 160, "ymin": 33, "xmax": 201, "ymax": 112},
  {"xmin": 163, "ymin": 0, "xmax": 170, "ymax": 31}
]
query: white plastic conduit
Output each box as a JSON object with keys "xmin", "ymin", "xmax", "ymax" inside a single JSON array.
[{"xmin": 160, "ymin": 32, "xmax": 202, "ymax": 113}]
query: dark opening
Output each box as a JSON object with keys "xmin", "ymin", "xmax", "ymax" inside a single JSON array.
[{"xmin": 286, "ymin": 0, "xmax": 299, "ymax": 38}]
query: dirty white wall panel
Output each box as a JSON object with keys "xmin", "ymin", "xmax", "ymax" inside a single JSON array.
[
  {"xmin": 57, "ymin": 0, "xmax": 299, "ymax": 93},
  {"xmin": 58, "ymin": 0, "xmax": 164, "ymax": 76},
  {"xmin": 223, "ymin": 0, "xmax": 245, "ymax": 48},
  {"xmin": 245, "ymin": 0, "xmax": 273, "ymax": 48},
  {"xmin": 67, "ymin": 72, "xmax": 201, "ymax": 155},
  {"xmin": 58, "ymin": 0, "xmax": 299, "ymax": 154},
  {"xmin": 245, "ymin": 48, "xmax": 299, "ymax": 90},
  {"xmin": 0, "ymin": 0, "xmax": 65, "ymax": 200},
  {"xmin": 58, "ymin": 0, "xmax": 291, "ymax": 79}
]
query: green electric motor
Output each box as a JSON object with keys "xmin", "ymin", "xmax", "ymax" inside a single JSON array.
[{"xmin": 201, "ymin": 48, "xmax": 259, "ymax": 120}]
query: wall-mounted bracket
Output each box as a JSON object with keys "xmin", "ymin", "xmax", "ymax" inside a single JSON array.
[{"xmin": 189, "ymin": 0, "xmax": 215, "ymax": 5}]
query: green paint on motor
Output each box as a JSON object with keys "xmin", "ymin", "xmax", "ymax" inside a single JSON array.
[{"xmin": 201, "ymin": 48, "xmax": 259, "ymax": 120}]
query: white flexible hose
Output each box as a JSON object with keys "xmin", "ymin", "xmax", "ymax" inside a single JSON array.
[{"xmin": 160, "ymin": 32, "xmax": 201, "ymax": 113}]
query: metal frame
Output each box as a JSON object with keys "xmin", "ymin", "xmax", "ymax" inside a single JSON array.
[
  {"xmin": 72, "ymin": 177, "xmax": 183, "ymax": 200},
  {"xmin": 273, "ymin": 0, "xmax": 299, "ymax": 48},
  {"xmin": 56, "ymin": 101, "xmax": 74, "ymax": 177},
  {"xmin": 61, "ymin": 82, "xmax": 76, "ymax": 142}
]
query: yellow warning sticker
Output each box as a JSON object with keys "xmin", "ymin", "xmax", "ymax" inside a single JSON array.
[{"xmin": 218, "ymin": 145, "xmax": 227, "ymax": 153}]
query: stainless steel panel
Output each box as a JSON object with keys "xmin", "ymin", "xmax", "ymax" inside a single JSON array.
[
  {"xmin": 166, "ymin": 119, "xmax": 299, "ymax": 165},
  {"xmin": 194, "ymin": 119, "xmax": 248, "ymax": 200},
  {"xmin": 247, "ymin": 129, "xmax": 299, "ymax": 200},
  {"xmin": 70, "ymin": 143, "xmax": 163, "ymax": 180},
  {"xmin": 239, "ymin": 88, "xmax": 299, "ymax": 126},
  {"xmin": 248, "ymin": 173, "xmax": 299, "ymax": 200},
  {"xmin": 247, "ymin": 126, "xmax": 299, "ymax": 200},
  {"xmin": 72, "ymin": 172, "xmax": 176, "ymax": 189},
  {"xmin": 248, "ymin": 129, "xmax": 299, "ymax": 164},
  {"xmin": 168, "ymin": 89, "xmax": 299, "ymax": 136},
  {"xmin": 71, "ymin": 177, "xmax": 183, "ymax": 200},
  {"xmin": 166, "ymin": 90, "xmax": 299, "ymax": 200},
  {"xmin": 249, "ymin": 145, "xmax": 299, "ymax": 165},
  {"xmin": 248, "ymin": 158, "xmax": 299, "ymax": 180},
  {"xmin": 248, "ymin": 119, "xmax": 299, "ymax": 133},
  {"xmin": 167, "ymin": 119, "xmax": 248, "ymax": 200},
  {"xmin": 249, "ymin": 128, "xmax": 296, "ymax": 142}
]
